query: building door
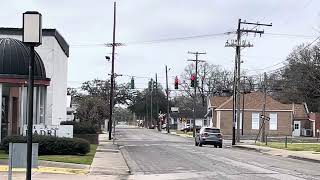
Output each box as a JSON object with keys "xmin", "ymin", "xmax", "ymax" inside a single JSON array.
[
  {"xmin": 293, "ymin": 121, "xmax": 301, "ymax": 136},
  {"xmin": 11, "ymin": 97, "xmax": 18, "ymax": 135},
  {"xmin": 1, "ymin": 96, "xmax": 8, "ymax": 140}
]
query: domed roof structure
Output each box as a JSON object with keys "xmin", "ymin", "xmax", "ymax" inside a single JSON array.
[{"xmin": 0, "ymin": 38, "xmax": 46, "ymax": 79}]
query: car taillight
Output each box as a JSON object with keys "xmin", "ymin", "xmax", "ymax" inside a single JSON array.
[
  {"xmin": 217, "ymin": 134, "xmax": 223, "ymax": 139},
  {"xmin": 201, "ymin": 133, "xmax": 208, "ymax": 137}
]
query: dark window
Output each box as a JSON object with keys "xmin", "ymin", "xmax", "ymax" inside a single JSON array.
[{"xmin": 204, "ymin": 128, "xmax": 220, "ymax": 133}]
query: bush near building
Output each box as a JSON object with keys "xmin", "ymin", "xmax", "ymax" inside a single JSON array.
[
  {"xmin": 60, "ymin": 121, "xmax": 100, "ymax": 144},
  {"xmin": 1, "ymin": 135, "xmax": 90, "ymax": 155}
]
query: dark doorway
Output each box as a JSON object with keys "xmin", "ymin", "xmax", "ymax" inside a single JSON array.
[
  {"xmin": 11, "ymin": 97, "xmax": 18, "ymax": 135},
  {"xmin": 1, "ymin": 96, "xmax": 8, "ymax": 140}
]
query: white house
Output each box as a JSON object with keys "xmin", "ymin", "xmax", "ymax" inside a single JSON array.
[{"xmin": 0, "ymin": 28, "xmax": 69, "ymax": 141}]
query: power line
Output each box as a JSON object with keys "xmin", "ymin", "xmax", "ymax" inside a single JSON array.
[
  {"xmin": 247, "ymin": 34, "xmax": 320, "ymax": 74},
  {"xmin": 70, "ymin": 31, "xmax": 233, "ymax": 48}
]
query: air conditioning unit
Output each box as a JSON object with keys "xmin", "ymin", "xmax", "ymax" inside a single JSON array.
[{"xmin": 303, "ymin": 129, "xmax": 312, "ymax": 137}]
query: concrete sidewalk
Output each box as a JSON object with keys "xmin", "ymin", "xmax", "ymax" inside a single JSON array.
[
  {"xmin": 89, "ymin": 133, "xmax": 130, "ymax": 175},
  {"xmin": 233, "ymin": 144, "xmax": 320, "ymax": 163}
]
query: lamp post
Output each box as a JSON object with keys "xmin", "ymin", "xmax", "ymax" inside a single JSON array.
[{"xmin": 23, "ymin": 11, "xmax": 42, "ymax": 180}]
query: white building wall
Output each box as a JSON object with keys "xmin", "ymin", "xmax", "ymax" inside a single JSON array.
[{"xmin": 0, "ymin": 35, "xmax": 68, "ymax": 126}]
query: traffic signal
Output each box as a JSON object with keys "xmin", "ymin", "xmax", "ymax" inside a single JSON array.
[
  {"xmin": 130, "ymin": 77, "xmax": 135, "ymax": 89},
  {"xmin": 174, "ymin": 76, "xmax": 179, "ymax": 89},
  {"xmin": 148, "ymin": 81, "xmax": 152, "ymax": 91},
  {"xmin": 191, "ymin": 74, "xmax": 196, "ymax": 87},
  {"xmin": 153, "ymin": 81, "xmax": 157, "ymax": 90}
]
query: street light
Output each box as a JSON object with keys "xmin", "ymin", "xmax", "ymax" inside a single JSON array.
[{"xmin": 23, "ymin": 11, "xmax": 42, "ymax": 180}]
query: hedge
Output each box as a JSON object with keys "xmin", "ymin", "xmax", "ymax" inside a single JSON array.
[
  {"xmin": 1, "ymin": 135, "xmax": 90, "ymax": 155},
  {"xmin": 60, "ymin": 121, "xmax": 99, "ymax": 134},
  {"xmin": 74, "ymin": 134, "xmax": 99, "ymax": 144}
]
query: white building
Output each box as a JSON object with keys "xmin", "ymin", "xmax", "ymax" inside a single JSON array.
[{"xmin": 0, "ymin": 28, "xmax": 69, "ymax": 141}]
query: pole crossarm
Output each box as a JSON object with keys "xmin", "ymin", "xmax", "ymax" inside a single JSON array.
[{"xmin": 240, "ymin": 21, "xmax": 272, "ymax": 27}]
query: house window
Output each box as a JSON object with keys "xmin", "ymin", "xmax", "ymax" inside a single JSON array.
[
  {"xmin": 269, "ymin": 113, "xmax": 277, "ymax": 130},
  {"xmin": 252, "ymin": 113, "xmax": 260, "ymax": 130},
  {"xmin": 294, "ymin": 123, "xmax": 299, "ymax": 129},
  {"xmin": 236, "ymin": 112, "xmax": 242, "ymax": 129}
]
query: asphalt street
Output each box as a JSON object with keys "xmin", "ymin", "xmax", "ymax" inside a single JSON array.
[{"xmin": 116, "ymin": 126, "xmax": 320, "ymax": 180}]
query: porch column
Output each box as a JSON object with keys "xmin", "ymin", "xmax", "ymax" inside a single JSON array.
[{"xmin": 0, "ymin": 84, "xmax": 2, "ymax": 142}]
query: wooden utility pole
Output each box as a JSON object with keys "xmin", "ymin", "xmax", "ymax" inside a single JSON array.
[
  {"xmin": 225, "ymin": 19, "xmax": 272, "ymax": 144},
  {"xmin": 156, "ymin": 74, "xmax": 160, "ymax": 131},
  {"xmin": 108, "ymin": 2, "xmax": 117, "ymax": 140},
  {"xmin": 150, "ymin": 78, "xmax": 153, "ymax": 128},
  {"xmin": 165, "ymin": 65, "xmax": 170, "ymax": 133},
  {"xmin": 106, "ymin": 2, "xmax": 124, "ymax": 140},
  {"xmin": 187, "ymin": 51, "xmax": 206, "ymax": 137},
  {"xmin": 261, "ymin": 72, "xmax": 267, "ymax": 142}
]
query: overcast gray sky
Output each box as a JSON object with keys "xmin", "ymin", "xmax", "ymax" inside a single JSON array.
[{"xmin": 1, "ymin": 0, "xmax": 319, "ymax": 90}]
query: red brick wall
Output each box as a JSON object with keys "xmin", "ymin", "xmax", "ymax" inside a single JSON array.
[
  {"xmin": 217, "ymin": 110, "xmax": 292, "ymax": 136},
  {"xmin": 309, "ymin": 113, "xmax": 320, "ymax": 133}
]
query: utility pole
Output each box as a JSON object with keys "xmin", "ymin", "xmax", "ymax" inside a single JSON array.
[
  {"xmin": 226, "ymin": 19, "xmax": 271, "ymax": 144},
  {"xmin": 150, "ymin": 78, "xmax": 153, "ymax": 128},
  {"xmin": 242, "ymin": 89, "xmax": 245, "ymax": 136},
  {"xmin": 261, "ymin": 72, "xmax": 267, "ymax": 142},
  {"xmin": 107, "ymin": 2, "xmax": 120, "ymax": 140},
  {"xmin": 145, "ymin": 94, "xmax": 148, "ymax": 128},
  {"xmin": 165, "ymin": 65, "xmax": 170, "ymax": 133},
  {"xmin": 187, "ymin": 51, "xmax": 206, "ymax": 137},
  {"xmin": 156, "ymin": 73, "xmax": 160, "ymax": 131}
]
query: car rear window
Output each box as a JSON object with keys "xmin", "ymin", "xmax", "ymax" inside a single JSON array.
[{"xmin": 204, "ymin": 128, "xmax": 220, "ymax": 133}]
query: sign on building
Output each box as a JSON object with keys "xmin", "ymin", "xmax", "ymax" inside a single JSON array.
[
  {"xmin": 171, "ymin": 107, "xmax": 179, "ymax": 112},
  {"xmin": 23, "ymin": 125, "xmax": 73, "ymax": 138}
]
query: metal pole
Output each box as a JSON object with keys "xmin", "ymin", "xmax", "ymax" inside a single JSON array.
[
  {"xmin": 108, "ymin": 2, "xmax": 116, "ymax": 140},
  {"xmin": 150, "ymin": 79, "xmax": 153, "ymax": 128},
  {"xmin": 193, "ymin": 53, "xmax": 198, "ymax": 137},
  {"xmin": 26, "ymin": 46, "xmax": 35, "ymax": 180},
  {"xmin": 236, "ymin": 18, "xmax": 241, "ymax": 143},
  {"xmin": 165, "ymin": 66, "xmax": 170, "ymax": 133}
]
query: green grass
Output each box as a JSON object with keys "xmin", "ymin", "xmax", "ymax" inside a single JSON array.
[
  {"xmin": 256, "ymin": 142, "xmax": 320, "ymax": 152},
  {"xmin": 0, "ymin": 144, "xmax": 98, "ymax": 165},
  {"xmin": 0, "ymin": 150, "xmax": 8, "ymax": 159}
]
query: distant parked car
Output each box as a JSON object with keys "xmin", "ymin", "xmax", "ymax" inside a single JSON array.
[
  {"xmin": 195, "ymin": 127, "xmax": 223, "ymax": 148},
  {"xmin": 181, "ymin": 124, "xmax": 201, "ymax": 132},
  {"xmin": 181, "ymin": 124, "xmax": 191, "ymax": 131}
]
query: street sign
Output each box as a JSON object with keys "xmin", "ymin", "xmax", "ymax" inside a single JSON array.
[{"xmin": 171, "ymin": 107, "xmax": 179, "ymax": 112}]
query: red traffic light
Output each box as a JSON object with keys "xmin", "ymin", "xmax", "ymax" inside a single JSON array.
[
  {"xmin": 174, "ymin": 76, "xmax": 179, "ymax": 89},
  {"xmin": 191, "ymin": 74, "xmax": 196, "ymax": 80}
]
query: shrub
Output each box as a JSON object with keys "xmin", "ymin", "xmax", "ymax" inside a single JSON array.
[
  {"xmin": 1, "ymin": 135, "xmax": 90, "ymax": 155},
  {"xmin": 74, "ymin": 122, "xmax": 99, "ymax": 134},
  {"xmin": 60, "ymin": 121, "xmax": 99, "ymax": 134}
]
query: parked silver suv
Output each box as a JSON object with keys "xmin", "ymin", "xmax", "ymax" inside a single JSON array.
[{"xmin": 195, "ymin": 127, "xmax": 223, "ymax": 148}]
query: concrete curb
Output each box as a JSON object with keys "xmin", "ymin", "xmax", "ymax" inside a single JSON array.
[
  {"xmin": 118, "ymin": 146, "xmax": 132, "ymax": 175},
  {"xmin": 0, "ymin": 160, "xmax": 89, "ymax": 170},
  {"xmin": 233, "ymin": 145, "xmax": 320, "ymax": 164},
  {"xmin": 287, "ymin": 155, "xmax": 320, "ymax": 163},
  {"xmin": 232, "ymin": 145, "xmax": 263, "ymax": 152},
  {"xmin": 160, "ymin": 131, "xmax": 193, "ymax": 139}
]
